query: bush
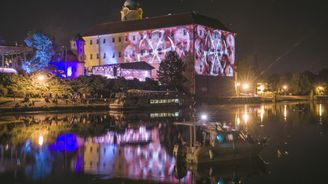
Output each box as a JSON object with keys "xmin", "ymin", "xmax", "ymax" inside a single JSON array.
[{"xmin": 0, "ymin": 85, "xmax": 8, "ymax": 97}]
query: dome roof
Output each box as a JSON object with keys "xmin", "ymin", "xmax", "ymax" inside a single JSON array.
[{"xmin": 124, "ymin": 0, "xmax": 141, "ymax": 10}]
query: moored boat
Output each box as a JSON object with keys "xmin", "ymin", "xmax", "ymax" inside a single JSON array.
[
  {"xmin": 173, "ymin": 122, "xmax": 266, "ymax": 164},
  {"xmin": 109, "ymin": 90, "xmax": 189, "ymax": 110}
]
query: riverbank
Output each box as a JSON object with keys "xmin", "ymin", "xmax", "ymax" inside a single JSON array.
[
  {"xmin": 0, "ymin": 97, "xmax": 109, "ymax": 113},
  {"xmin": 1, "ymin": 95, "xmax": 327, "ymax": 113},
  {"xmin": 199, "ymin": 95, "xmax": 322, "ymax": 105}
]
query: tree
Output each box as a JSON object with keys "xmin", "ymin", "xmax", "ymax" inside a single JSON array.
[
  {"xmin": 157, "ymin": 51, "xmax": 185, "ymax": 91},
  {"xmin": 22, "ymin": 32, "xmax": 55, "ymax": 73},
  {"xmin": 290, "ymin": 73, "xmax": 313, "ymax": 95},
  {"xmin": 237, "ymin": 53, "xmax": 259, "ymax": 83}
]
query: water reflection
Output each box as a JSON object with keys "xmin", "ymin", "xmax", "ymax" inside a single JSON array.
[
  {"xmin": 283, "ymin": 104, "xmax": 288, "ymax": 122},
  {"xmin": 0, "ymin": 102, "xmax": 327, "ymax": 183}
]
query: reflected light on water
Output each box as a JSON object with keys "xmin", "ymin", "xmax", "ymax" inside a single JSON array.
[
  {"xmin": 319, "ymin": 104, "xmax": 323, "ymax": 117},
  {"xmin": 243, "ymin": 110, "xmax": 249, "ymax": 125},
  {"xmin": 235, "ymin": 113, "xmax": 241, "ymax": 128},
  {"xmin": 284, "ymin": 105, "xmax": 287, "ymax": 122},
  {"xmin": 260, "ymin": 105, "xmax": 265, "ymax": 122}
]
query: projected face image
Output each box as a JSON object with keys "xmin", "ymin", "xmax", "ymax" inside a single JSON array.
[
  {"xmin": 138, "ymin": 30, "xmax": 172, "ymax": 64},
  {"xmin": 124, "ymin": 45, "xmax": 137, "ymax": 63},
  {"xmin": 195, "ymin": 25, "xmax": 235, "ymax": 77},
  {"xmin": 174, "ymin": 28, "xmax": 191, "ymax": 58}
]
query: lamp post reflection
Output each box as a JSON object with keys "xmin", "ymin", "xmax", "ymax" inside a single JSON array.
[
  {"xmin": 242, "ymin": 106, "xmax": 250, "ymax": 133},
  {"xmin": 283, "ymin": 104, "xmax": 288, "ymax": 122},
  {"xmin": 318, "ymin": 104, "xmax": 324, "ymax": 124},
  {"xmin": 259, "ymin": 105, "xmax": 265, "ymax": 123}
]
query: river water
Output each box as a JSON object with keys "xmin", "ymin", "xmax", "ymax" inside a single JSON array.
[{"xmin": 0, "ymin": 102, "xmax": 327, "ymax": 184}]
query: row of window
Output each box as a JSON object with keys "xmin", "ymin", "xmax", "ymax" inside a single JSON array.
[
  {"xmin": 89, "ymin": 36, "xmax": 127, "ymax": 45},
  {"xmin": 150, "ymin": 112, "xmax": 180, "ymax": 118},
  {"xmin": 149, "ymin": 99, "xmax": 179, "ymax": 104},
  {"xmin": 89, "ymin": 52, "xmax": 122, "ymax": 60}
]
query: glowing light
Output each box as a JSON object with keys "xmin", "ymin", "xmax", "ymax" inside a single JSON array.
[
  {"xmin": 283, "ymin": 104, "xmax": 287, "ymax": 121},
  {"xmin": 49, "ymin": 133, "xmax": 79, "ymax": 152},
  {"xmin": 236, "ymin": 82, "xmax": 241, "ymax": 87},
  {"xmin": 200, "ymin": 113, "xmax": 208, "ymax": 121},
  {"xmin": 317, "ymin": 86, "xmax": 324, "ymax": 91},
  {"xmin": 67, "ymin": 67, "xmax": 72, "ymax": 77},
  {"xmin": 37, "ymin": 75, "xmax": 45, "ymax": 81},
  {"xmin": 216, "ymin": 134, "xmax": 224, "ymax": 142},
  {"xmin": 243, "ymin": 111, "xmax": 249, "ymax": 124},
  {"xmin": 236, "ymin": 116, "xmax": 240, "ymax": 126},
  {"xmin": 283, "ymin": 85, "xmax": 288, "ymax": 91},
  {"xmin": 242, "ymin": 83, "xmax": 250, "ymax": 91},
  {"xmin": 259, "ymin": 85, "xmax": 265, "ymax": 92},
  {"xmin": 38, "ymin": 135, "xmax": 44, "ymax": 146},
  {"xmin": 319, "ymin": 104, "xmax": 323, "ymax": 117},
  {"xmin": 260, "ymin": 105, "xmax": 265, "ymax": 122}
]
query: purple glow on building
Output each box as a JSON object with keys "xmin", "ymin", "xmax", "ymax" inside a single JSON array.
[{"xmin": 49, "ymin": 61, "xmax": 84, "ymax": 79}]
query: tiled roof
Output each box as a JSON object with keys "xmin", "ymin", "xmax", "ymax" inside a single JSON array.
[{"xmin": 84, "ymin": 12, "xmax": 232, "ymax": 36}]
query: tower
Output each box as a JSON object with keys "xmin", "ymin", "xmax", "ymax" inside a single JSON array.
[
  {"xmin": 74, "ymin": 34, "xmax": 85, "ymax": 62},
  {"xmin": 121, "ymin": 0, "xmax": 143, "ymax": 21}
]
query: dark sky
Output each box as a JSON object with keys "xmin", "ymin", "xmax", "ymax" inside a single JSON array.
[{"xmin": 0, "ymin": 0, "xmax": 327, "ymax": 74}]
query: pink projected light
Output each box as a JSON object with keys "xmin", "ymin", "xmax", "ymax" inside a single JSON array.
[
  {"xmin": 93, "ymin": 126, "xmax": 151, "ymax": 145},
  {"xmin": 119, "ymin": 25, "xmax": 235, "ymax": 78}
]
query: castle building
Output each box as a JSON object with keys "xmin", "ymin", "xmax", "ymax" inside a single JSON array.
[{"xmin": 71, "ymin": 0, "xmax": 236, "ymax": 97}]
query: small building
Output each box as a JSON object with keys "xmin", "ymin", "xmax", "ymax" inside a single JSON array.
[
  {"xmin": 92, "ymin": 61, "xmax": 154, "ymax": 81},
  {"xmin": 49, "ymin": 50, "xmax": 85, "ymax": 78},
  {"xmin": 0, "ymin": 41, "xmax": 32, "ymax": 72}
]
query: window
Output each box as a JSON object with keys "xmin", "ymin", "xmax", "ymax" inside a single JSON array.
[
  {"xmin": 112, "ymin": 37, "xmax": 115, "ymax": 43},
  {"xmin": 125, "ymin": 36, "xmax": 128, "ymax": 42},
  {"xmin": 90, "ymin": 40, "xmax": 93, "ymax": 45},
  {"xmin": 133, "ymin": 35, "xmax": 136, "ymax": 41},
  {"xmin": 119, "ymin": 52, "xmax": 121, "ymax": 58},
  {"xmin": 97, "ymin": 53, "xmax": 99, "ymax": 59},
  {"xmin": 119, "ymin": 37, "xmax": 121, "ymax": 42},
  {"xmin": 90, "ymin": 54, "xmax": 93, "ymax": 60},
  {"xmin": 103, "ymin": 53, "xmax": 106, "ymax": 59},
  {"xmin": 96, "ymin": 39, "xmax": 99, "ymax": 44},
  {"xmin": 103, "ymin": 39, "xmax": 106, "ymax": 44},
  {"xmin": 112, "ymin": 52, "xmax": 115, "ymax": 58}
]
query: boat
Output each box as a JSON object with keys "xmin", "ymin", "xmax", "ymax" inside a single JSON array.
[
  {"xmin": 109, "ymin": 89, "xmax": 189, "ymax": 110},
  {"xmin": 173, "ymin": 156, "xmax": 268, "ymax": 183},
  {"xmin": 173, "ymin": 122, "xmax": 266, "ymax": 164}
]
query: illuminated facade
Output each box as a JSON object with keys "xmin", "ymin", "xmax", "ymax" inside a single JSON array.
[
  {"xmin": 70, "ymin": 0, "xmax": 236, "ymax": 97},
  {"xmin": 92, "ymin": 61, "xmax": 153, "ymax": 81}
]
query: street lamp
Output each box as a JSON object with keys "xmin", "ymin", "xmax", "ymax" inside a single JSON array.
[
  {"xmin": 38, "ymin": 135, "xmax": 44, "ymax": 146},
  {"xmin": 37, "ymin": 74, "xmax": 46, "ymax": 82},
  {"xmin": 200, "ymin": 113, "xmax": 208, "ymax": 121},
  {"xmin": 242, "ymin": 83, "xmax": 250, "ymax": 91},
  {"xmin": 282, "ymin": 85, "xmax": 288, "ymax": 91}
]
